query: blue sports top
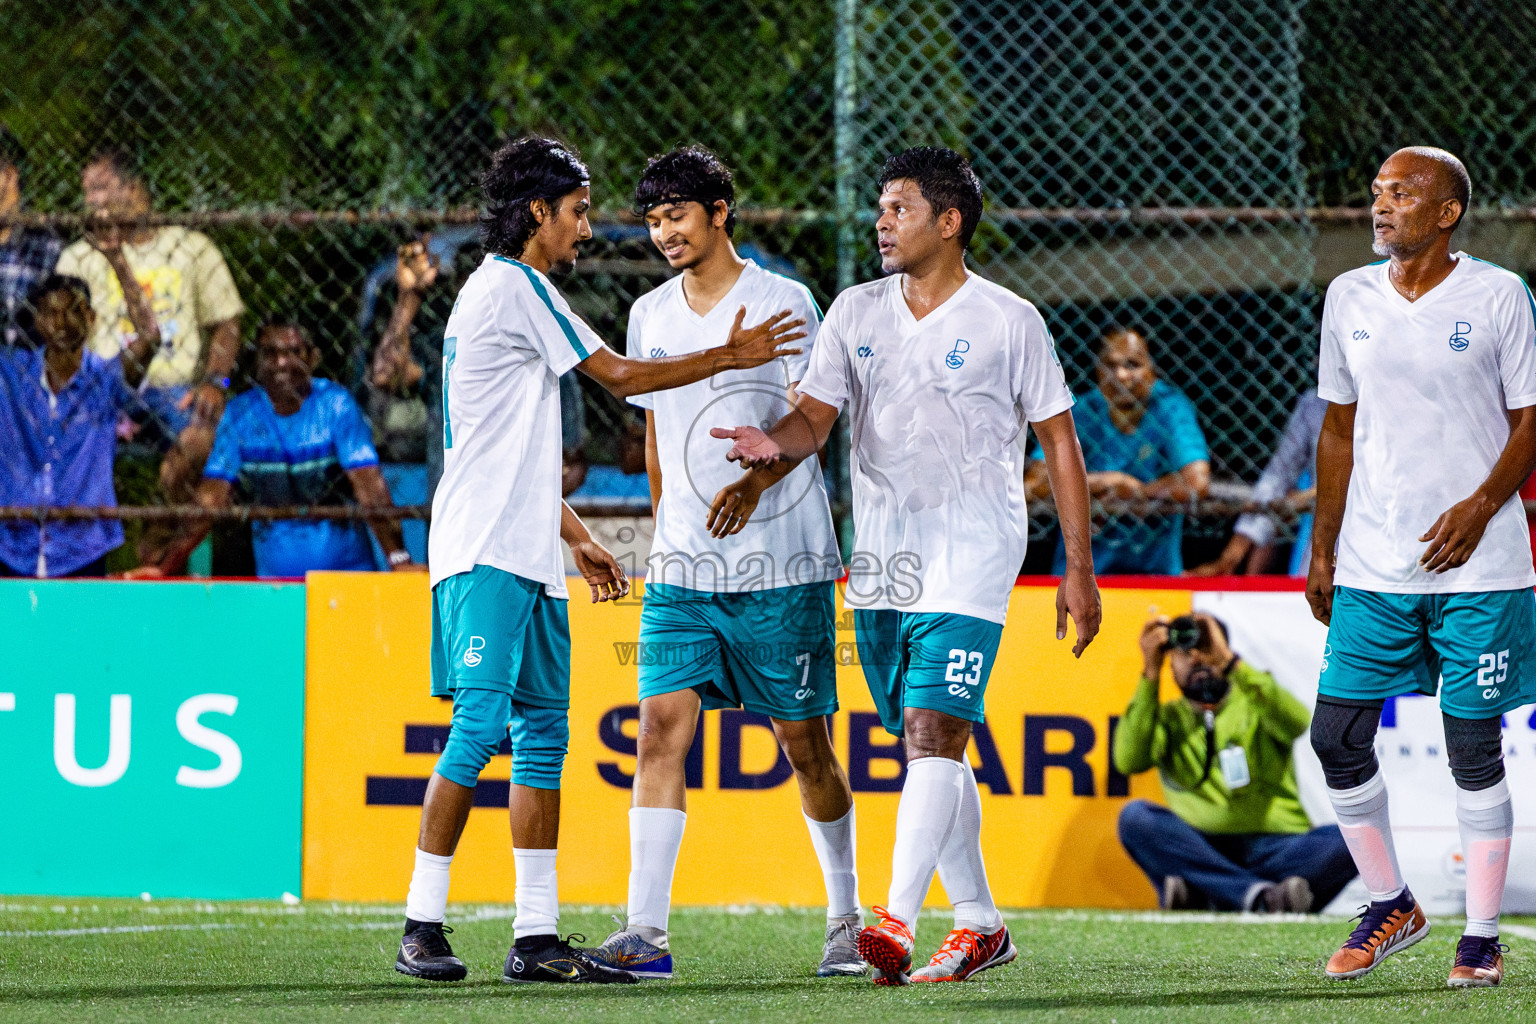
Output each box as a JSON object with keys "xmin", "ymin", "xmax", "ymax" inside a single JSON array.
[{"xmin": 205, "ymin": 377, "xmax": 380, "ymax": 578}]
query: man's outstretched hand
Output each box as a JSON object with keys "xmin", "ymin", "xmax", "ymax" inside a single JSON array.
[
  {"xmin": 720, "ymin": 306, "xmax": 806, "ymax": 370},
  {"xmin": 710, "ymin": 424, "xmax": 786, "ymax": 469}
]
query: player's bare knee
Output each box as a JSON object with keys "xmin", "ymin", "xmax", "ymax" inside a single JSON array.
[
  {"xmin": 772, "ymin": 718, "xmax": 835, "ymax": 776},
  {"xmin": 902, "ymin": 708, "xmax": 971, "ymax": 761}
]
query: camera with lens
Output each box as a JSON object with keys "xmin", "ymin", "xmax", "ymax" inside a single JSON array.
[{"xmin": 1164, "ymin": 614, "xmax": 1205, "ymax": 652}]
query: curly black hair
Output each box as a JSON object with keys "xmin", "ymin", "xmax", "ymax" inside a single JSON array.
[
  {"xmin": 633, "ymin": 145, "xmax": 736, "ymax": 237},
  {"xmin": 480, "ymin": 135, "xmax": 590, "ymax": 259},
  {"xmin": 878, "ymin": 147, "xmax": 984, "ymax": 248}
]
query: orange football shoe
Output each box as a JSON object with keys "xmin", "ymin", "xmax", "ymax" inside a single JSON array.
[
  {"xmin": 911, "ymin": 925, "xmax": 1017, "ymax": 982},
  {"xmin": 1325, "ymin": 891, "xmax": 1429, "ymax": 979},
  {"xmin": 1447, "ymin": 935, "xmax": 1506, "ymax": 988},
  {"xmin": 857, "ymin": 905, "xmax": 914, "ymax": 986}
]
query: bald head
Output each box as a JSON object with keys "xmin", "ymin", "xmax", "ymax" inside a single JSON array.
[
  {"xmin": 1386, "ymin": 147, "xmax": 1471, "ymax": 227},
  {"xmin": 1371, "ymin": 147, "xmax": 1472, "ymax": 259}
]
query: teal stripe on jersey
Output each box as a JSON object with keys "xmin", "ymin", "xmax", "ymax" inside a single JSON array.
[
  {"xmin": 442, "ymin": 335, "xmax": 457, "ymax": 449},
  {"xmin": 1464, "ymin": 255, "xmax": 1536, "ymax": 327},
  {"xmin": 493, "ymin": 254, "xmax": 591, "ymax": 359}
]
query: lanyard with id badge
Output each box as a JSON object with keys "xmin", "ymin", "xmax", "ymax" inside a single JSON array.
[{"xmin": 1198, "ymin": 709, "xmax": 1251, "ymax": 790}]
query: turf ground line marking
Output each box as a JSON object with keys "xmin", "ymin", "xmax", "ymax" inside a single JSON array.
[
  {"xmin": 1503, "ymin": 923, "xmax": 1536, "ymax": 942},
  {"xmin": 0, "ymin": 923, "xmax": 241, "ymax": 938}
]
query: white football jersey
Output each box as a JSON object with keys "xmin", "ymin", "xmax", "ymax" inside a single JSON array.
[
  {"xmin": 627, "ymin": 261, "xmax": 840, "ymax": 591},
  {"xmin": 797, "ymin": 272, "xmax": 1074, "ymax": 623},
  {"xmin": 428, "ymin": 255, "xmax": 607, "ymax": 593},
  {"xmin": 1318, "ymin": 253, "xmax": 1536, "ymax": 594}
]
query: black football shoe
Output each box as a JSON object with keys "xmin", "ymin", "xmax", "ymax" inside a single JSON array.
[
  {"xmin": 503, "ymin": 933, "xmax": 639, "ymax": 984},
  {"xmin": 396, "ymin": 920, "xmax": 468, "ymax": 981}
]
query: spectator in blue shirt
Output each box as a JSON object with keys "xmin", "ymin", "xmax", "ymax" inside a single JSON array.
[
  {"xmin": 136, "ymin": 319, "xmax": 420, "ymax": 579},
  {"xmin": 0, "ymin": 275, "xmax": 158, "ymax": 576},
  {"xmin": 1028, "ymin": 327, "xmax": 1210, "ymax": 574},
  {"xmin": 0, "ymin": 126, "xmax": 63, "ymax": 347}
]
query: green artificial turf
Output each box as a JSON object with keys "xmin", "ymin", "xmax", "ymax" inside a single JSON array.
[{"xmin": 1, "ymin": 899, "xmax": 1532, "ymax": 1023}]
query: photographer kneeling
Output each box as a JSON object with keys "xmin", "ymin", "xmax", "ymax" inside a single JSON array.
[{"xmin": 1114, "ymin": 612, "xmax": 1357, "ymax": 912}]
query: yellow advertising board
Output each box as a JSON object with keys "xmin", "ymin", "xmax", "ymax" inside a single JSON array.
[{"xmin": 303, "ymin": 573, "xmax": 1189, "ymax": 908}]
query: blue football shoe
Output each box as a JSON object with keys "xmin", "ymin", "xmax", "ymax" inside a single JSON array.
[{"xmin": 584, "ymin": 922, "xmax": 674, "ymax": 979}]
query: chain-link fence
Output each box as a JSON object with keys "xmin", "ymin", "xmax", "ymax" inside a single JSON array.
[{"xmin": 2, "ymin": 0, "xmax": 1535, "ymax": 577}]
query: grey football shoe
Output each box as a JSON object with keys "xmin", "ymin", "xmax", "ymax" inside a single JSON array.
[{"xmin": 817, "ymin": 915, "xmax": 868, "ymax": 977}]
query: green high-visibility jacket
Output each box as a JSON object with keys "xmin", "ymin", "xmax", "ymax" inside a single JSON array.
[{"xmin": 1112, "ymin": 661, "xmax": 1313, "ymax": 836}]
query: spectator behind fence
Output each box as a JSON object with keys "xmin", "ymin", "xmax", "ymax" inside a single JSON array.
[
  {"xmin": 1026, "ymin": 327, "xmax": 1209, "ymax": 574},
  {"xmin": 367, "ymin": 234, "xmax": 588, "ymax": 496},
  {"xmin": 0, "ymin": 126, "xmax": 63, "ymax": 347},
  {"xmin": 1114, "ymin": 611, "xmax": 1357, "ymax": 912},
  {"xmin": 55, "ymin": 146, "xmax": 244, "ymax": 535},
  {"xmin": 1189, "ymin": 389, "xmax": 1326, "ymax": 577},
  {"xmin": 0, "ymin": 275, "xmax": 159, "ymax": 576},
  {"xmin": 132, "ymin": 320, "xmax": 420, "ymax": 579}
]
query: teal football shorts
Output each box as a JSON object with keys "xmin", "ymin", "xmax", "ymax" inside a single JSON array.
[
  {"xmin": 854, "ymin": 609, "xmax": 1003, "ymax": 736},
  {"xmin": 636, "ymin": 580, "xmax": 837, "ymax": 721},
  {"xmin": 1319, "ymin": 585, "xmax": 1536, "ymax": 719}
]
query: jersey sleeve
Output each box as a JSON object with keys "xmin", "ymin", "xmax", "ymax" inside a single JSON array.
[
  {"xmin": 203, "ymin": 406, "xmax": 244, "ymax": 482},
  {"xmin": 624, "ymin": 302, "xmax": 654, "ymax": 411},
  {"xmin": 782, "ymin": 284, "xmax": 822, "ymax": 386},
  {"xmin": 1316, "ymin": 285, "xmax": 1357, "ymax": 404},
  {"xmin": 1016, "ymin": 304, "xmax": 1075, "ymax": 423},
  {"xmin": 330, "ymin": 389, "xmax": 382, "ymax": 470},
  {"xmin": 794, "ymin": 297, "xmax": 851, "ymax": 412},
  {"xmin": 1497, "ymin": 276, "xmax": 1536, "ymax": 409},
  {"xmin": 511, "ymin": 263, "xmax": 607, "ymax": 376}
]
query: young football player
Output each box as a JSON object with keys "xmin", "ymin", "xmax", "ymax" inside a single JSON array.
[
  {"xmin": 395, "ymin": 135, "xmax": 805, "ymax": 985},
  {"xmin": 584, "ymin": 146, "xmax": 862, "ymax": 979}
]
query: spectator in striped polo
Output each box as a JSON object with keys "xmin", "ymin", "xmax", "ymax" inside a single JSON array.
[{"xmin": 0, "ymin": 126, "xmax": 63, "ymax": 347}]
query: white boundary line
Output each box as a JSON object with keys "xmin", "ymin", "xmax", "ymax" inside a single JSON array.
[{"xmin": 0, "ymin": 923, "xmax": 239, "ymax": 938}]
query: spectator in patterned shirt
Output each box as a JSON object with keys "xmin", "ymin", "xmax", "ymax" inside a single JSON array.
[
  {"xmin": 55, "ymin": 145, "xmax": 244, "ymax": 561},
  {"xmin": 0, "ymin": 126, "xmax": 63, "ymax": 347},
  {"xmin": 133, "ymin": 319, "xmax": 420, "ymax": 579}
]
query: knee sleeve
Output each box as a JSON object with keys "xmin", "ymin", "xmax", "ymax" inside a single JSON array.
[
  {"xmin": 509, "ymin": 704, "xmax": 569, "ymax": 791},
  {"xmin": 1310, "ymin": 697, "xmax": 1383, "ymax": 790},
  {"xmin": 435, "ymin": 687, "xmax": 512, "ymax": 788},
  {"xmin": 1443, "ymin": 712, "xmax": 1505, "ymax": 791}
]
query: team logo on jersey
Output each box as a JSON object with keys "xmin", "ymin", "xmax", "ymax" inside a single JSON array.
[
  {"xmin": 650, "ymin": 346, "xmax": 667, "ymax": 357},
  {"xmin": 1352, "ymin": 329, "xmax": 1370, "ymax": 340},
  {"xmin": 856, "ymin": 345, "xmax": 873, "ymax": 358},
  {"xmin": 464, "ymin": 636, "xmax": 486, "ymax": 668},
  {"xmin": 1450, "ymin": 322, "xmax": 1472, "ymax": 351},
  {"xmin": 945, "ymin": 339, "xmax": 970, "ymax": 369}
]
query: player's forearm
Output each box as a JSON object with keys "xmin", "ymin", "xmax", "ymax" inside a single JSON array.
[
  {"xmin": 1310, "ymin": 406, "xmax": 1355, "ymax": 562},
  {"xmin": 1040, "ymin": 430, "xmax": 1094, "ymax": 574},
  {"xmin": 644, "ymin": 413, "xmax": 662, "ymax": 520},
  {"xmin": 560, "ymin": 500, "xmax": 592, "ymax": 546},
  {"xmin": 763, "ymin": 401, "xmax": 837, "ymax": 466},
  {"xmin": 590, "ymin": 348, "xmax": 754, "ymax": 400},
  {"xmin": 1470, "ymin": 405, "xmax": 1536, "ymax": 513}
]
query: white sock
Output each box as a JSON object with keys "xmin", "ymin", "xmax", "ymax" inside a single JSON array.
[
  {"xmin": 512, "ymin": 848, "xmax": 559, "ymax": 940},
  {"xmin": 1327, "ymin": 773, "xmax": 1405, "ymax": 901},
  {"xmin": 627, "ymin": 807, "xmax": 686, "ymax": 944},
  {"xmin": 404, "ymin": 848, "xmax": 452, "ymax": 924},
  {"xmin": 936, "ymin": 757, "xmax": 1003, "ymax": 933},
  {"xmin": 805, "ymin": 806, "xmax": 860, "ymax": 920},
  {"xmin": 1456, "ymin": 779, "xmax": 1513, "ymax": 938},
  {"xmin": 886, "ymin": 756, "xmax": 966, "ymax": 932}
]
